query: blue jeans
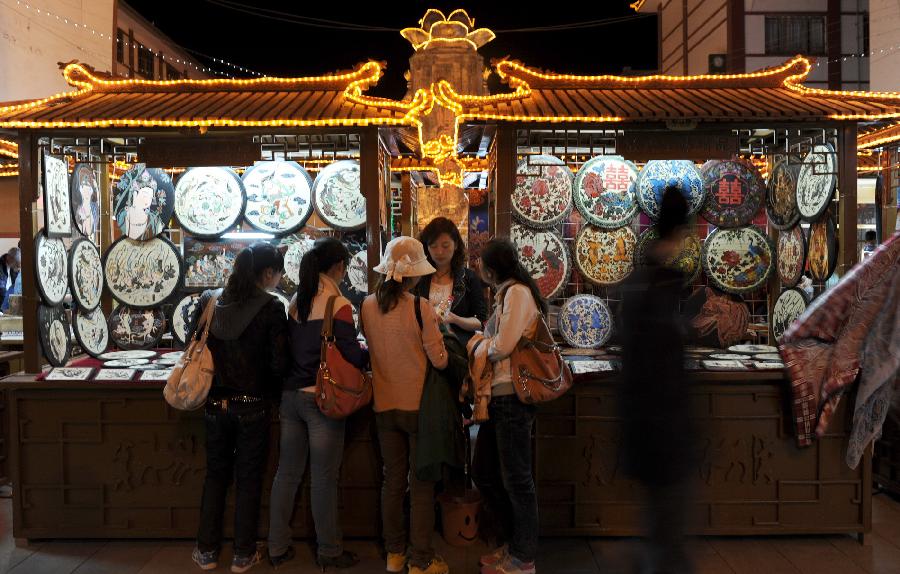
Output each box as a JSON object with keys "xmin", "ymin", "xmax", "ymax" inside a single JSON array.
[
  {"xmin": 268, "ymin": 390, "xmax": 346, "ymax": 559},
  {"xmin": 472, "ymin": 395, "xmax": 538, "ymax": 563}
]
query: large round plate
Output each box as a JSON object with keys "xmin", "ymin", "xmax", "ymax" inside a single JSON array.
[
  {"xmin": 557, "ymin": 294, "xmax": 613, "ymax": 349},
  {"xmin": 636, "ymin": 160, "xmax": 706, "ymax": 220},
  {"xmin": 242, "ymin": 161, "xmax": 314, "ymax": 235},
  {"xmin": 73, "ymin": 306, "xmax": 109, "ymax": 358},
  {"xmin": 104, "ymin": 358, "xmax": 150, "ymax": 367},
  {"xmin": 766, "ymin": 158, "xmax": 801, "ymax": 230},
  {"xmin": 70, "ymin": 163, "xmax": 100, "ymax": 237},
  {"xmin": 34, "ymin": 232, "xmax": 68, "ymax": 306},
  {"xmin": 171, "ymin": 294, "xmax": 202, "ymax": 346},
  {"xmin": 701, "ymin": 226, "xmax": 774, "ymax": 294},
  {"xmin": 279, "ymin": 234, "xmax": 316, "ymax": 295},
  {"xmin": 108, "ymin": 305, "xmax": 167, "ymax": 351},
  {"xmin": 574, "ymin": 225, "xmax": 636, "ymax": 286},
  {"xmin": 339, "ymin": 236, "xmax": 367, "ymax": 310},
  {"xmin": 114, "ymin": 164, "xmax": 175, "ymax": 241},
  {"xmin": 777, "ymin": 225, "xmax": 807, "ymax": 288},
  {"xmin": 313, "ymin": 160, "xmax": 366, "ymax": 231},
  {"xmin": 38, "ymin": 304, "xmax": 71, "ymax": 367},
  {"xmin": 808, "ymin": 212, "xmax": 838, "ymax": 282},
  {"xmin": 513, "ymin": 155, "xmax": 573, "ymax": 228},
  {"xmin": 573, "ymin": 156, "xmax": 639, "ymax": 228},
  {"xmin": 174, "ymin": 167, "xmax": 246, "ymax": 238},
  {"xmin": 728, "ymin": 344, "xmax": 778, "ymax": 354},
  {"xmin": 104, "ymin": 236, "xmax": 183, "ymax": 309},
  {"xmin": 796, "ymin": 143, "xmax": 837, "ymax": 222},
  {"xmin": 772, "ymin": 288, "xmax": 809, "ymax": 342},
  {"xmin": 68, "ymin": 238, "xmax": 103, "ymax": 311},
  {"xmin": 700, "ymin": 159, "xmax": 765, "ymax": 228},
  {"xmin": 634, "ymin": 226, "xmax": 702, "ymax": 283},
  {"xmin": 98, "ymin": 350, "xmax": 158, "ymax": 360},
  {"xmin": 510, "ymin": 224, "xmax": 571, "ymax": 300}
]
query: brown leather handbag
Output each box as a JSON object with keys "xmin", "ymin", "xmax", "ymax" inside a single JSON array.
[
  {"xmin": 315, "ymin": 296, "xmax": 372, "ymax": 419},
  {"xmin": 164, "ymin": 292, "xmax": 220, "ymax": 411}
]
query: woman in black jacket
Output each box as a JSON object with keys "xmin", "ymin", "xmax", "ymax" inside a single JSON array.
[{"xmin": 190, "ymin": 242, "xmax": 289, "ymax": 573}]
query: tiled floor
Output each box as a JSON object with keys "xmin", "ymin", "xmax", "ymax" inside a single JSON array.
[{"xmin": 1, "ymin": 494, "xmax": 900, "ymax": 573}]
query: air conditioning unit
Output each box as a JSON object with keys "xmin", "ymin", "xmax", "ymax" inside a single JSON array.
[{"xmin": 709, "ymin": 54, "xmax": 727, "ymax": 74}]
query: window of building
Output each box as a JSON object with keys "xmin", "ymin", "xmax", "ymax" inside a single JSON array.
[
  {"xmin": 166, "ymin": 64, "xmax": 182, "ymax": 80},
  {"xmin": 116, "ymin": 29, "xmax": 125, "ymax": 63},
  {"xmin": 137, "ymin": 44, "xmax": 154, "ymax": 78},
  {"xmin": 765, "ymin": 15, "xmax": 826, "ymax": 56}
]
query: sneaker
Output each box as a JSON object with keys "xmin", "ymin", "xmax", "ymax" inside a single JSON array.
[
  {"xmin": 318, "ymin": 550, "xmax": 360, "ymax": 570},
  {"xmin": 481, "ymin": 554, "xmax": 535, "ymax": 574},
  {"xmin": 269, "ymin": 546, "xmax": 295, "ymax": 569},
  {"xmin": 480, "ymin": 545, "xmax": 508, "ymax": 567},
  {"xmin": 191, "ymin": 547, "xmax": 218, "ymax": 571},
  {"xmin": 231, "ymin": 550, "xmax": 263, "ymax": 573},
  {"xmin": 409, "ymin": 556, "xmax": 449, "ymax": 574},
  {"xmin": 386, "ymin": 551, "xmax": 407, "ymax": 573}
]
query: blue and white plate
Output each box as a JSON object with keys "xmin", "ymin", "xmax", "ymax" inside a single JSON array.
[
  {"xmin": 557, "ymin": 294, "xmax": 613, "ymax": 349},
  {"xmin": 636, "ymin": 160, "xmax": 706, "ymax": 220}
]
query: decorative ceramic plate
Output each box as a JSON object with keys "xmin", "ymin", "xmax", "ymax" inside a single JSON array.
[
  {"xmin": 807, "ymin": 213, "xmax": 838, "ymax": 282},
  {"xmin": 182, "ymin": 236, "xmax": 254, "ymax": 290},
  {"xmin": 93, "ymin": 369, "xmax": 136, "ymax": 381},
  {"xmin": 634, "ymin": 226, "xmax": 702, "ymax": 283},
  {"xmin": 35, "ymin": 232, "xmax": 68, "ymax": 306},
  {"xmin": 70, "ymin": 163, "xmax": 100, "ymax": 237},
  {"xmin": 139, "ymin": 369, "xmax": 173, "ymax": 382},
  {"xmin": 574, "ymin": 225, "xmax": 636, "ymax": 286},
  {"xmin": 343, "ymin": 250, "xmax": 368, "ymax": 297},
  {"xmin": 728, "ymin": 344, "xmax": 778, "ymax": 354},
  {"xmin": 162, "ymin": 351, "xmax": 184, "ymax": 361},
  {"xmin": 242, "ymin": 161, "xmax": 314, "ymax": 235},
  {"xmin": 114, "ymin": 164, "xmax": 175, "ymax": 241},
  {"xmin": 772, "ymin": 288, "xmax": 809, "ymax": 342},
  {"xmin": 42, "ymin": 152, "xmax": 72, "ymax": 238},
  {"xmin": 777, "ymin": 225, "xmax": 807, "ymax": 288},
  {"xmin": 270, "ymin": 290, "xmax": 291, "ymax": 319},
  {"xmin": 573, "ymin": 156, "xmax": 639, "ymax": 228},
  {"xmin": 702, "ymin": 360, "xmax": 748, "ymax": 371},
  {"xmin": 73, "ymin": 307, "xmax": 109, "ymax": 358},
  {"xmin": 108, "ymin": 305, "xmax": 167, "ymax": 351},
  {"xmin": 313, "ymin": 160, "xmax": 366, "ymax": 231},
  {"xmin": 104, "ymin": 236, "xmax": 183, "ymax": 308},
  {"xmin": 511, "ymin": 224, "xmax": 571, "ymax": 299},
  {"xmin": 569, "ymin": 360, "xmax": 617, "ymax": 375},
  {"xmin": 636, "ymin": 160, "xmax": 706, "ymax": 220},
  {"xmin": 513, "ymin": 155, "xmax": 573, "ymax": 228},
  {"xmin": 700, "ymin": 159, "xmax": 765, "ymax": 228},
  {"xmin": 753, "ymin": 362, "xmax": 785, "ymax": 370},
  {"xmin": 45, "ymin": 367, "xmax": 94, "ymax": 381},
  {"xmin": 796, "ymin": 143, "xmax": 837, "ymax": 222},
  {"xmin": 557, "ymin": 295, "xmax": 613, "ymax": 349},
  {"xmin": 174, "ymin": 167, "xmax": 246, "ymax": 237},
  {"xmin": 684, "ymin": 360, "xmax": 703, "ymax": 371},
  {"xmin": 103, "ymin": 358, "xmax": 151, "ymax": 367},
  {"xmin": 171, "ymin": 294, "xmax": 202, "ymax": 346},
  {"xmin": 710, "ymin": 353, "xmax": 752, "ymax": 361},
  {"xmin": 68, "ymin": 238, "xmax": 103, "ymax": 311},
  {"xmin": 701, "ymin": 226, "xmax": 774, "ymax": 294},
  {"xmin": 279, "ymin": 234, "xmax": 316, "ymax": 294},
  {"xmin": 766, "ymin": 158, "xmax": 801, "ymax": 230},
  {"xmin": 98, "ymin": 350, "xmax": 158, "ymax": 360},
  {"xmin": 155, "ymin": 356, "xmax": 181, "ymax": 366},
  {"xmin": 132, "ymin": 364, "xmax": 165, "ymax": 372},
  {"xmin": 754, "ymin": 353, "xmax": 782, "ymax": 361},
  {"xmin": 38, "ymin": 304, "xmax": 71, "ymax": 367}
]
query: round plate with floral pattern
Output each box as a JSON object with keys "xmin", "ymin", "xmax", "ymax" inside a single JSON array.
[
  {"xmin": 313, "ymin": 160, "xmax": 366, "ymax": 231},
  {"xmin": 573, "ymin": 156, "xmax": 639, "ymax": 228},
  {"xmin": 766, "ymin": 158, "xmax": 801, "ymax": 230},
  {"xmin": 574, "ymin": 224, "xmax": 636, "ymax": 286},
  {"xmin": 68, "ymin": 238, "xmax": 103, "ymax": 311},
  {"xmin": 636, "ymin": 160, "xmax": 706, "ymax": 221},
  {"xmin": 38, "ymin": 304, "xmax": 71, "ymax": 367},
  {"xmin": 242, "ymin": 161, "xmax": 314, "ymax": 235},
  {"xmin": 557, "ymin": 294, "xmax": 613, "ymax": 349},
  {"xmin": 113, "ymin": 164, "xmax": 175, "ymax": 241},
  {"xmin": 174, "ymin": 167, "xmax": 246, "ymax": 238},
  {"xmin": 772, "ymin": 288, "xmax": 809, "ymax": 342},
  {"xmin": 796, "ymin": 143, "xmax": 837, "ymax": 222},
  {"xmin": 73, "ymin": 306, "xmax": 109, "ymax": 358},
  {"xmin": 807, "ymin": 212, "xmax": 838, "ymax": 281},
  {"xmin": 701, "ymin": 226, "xmax": 774, "ymax": 294},
  {"xmin": 700, "ymin": 159, "xmax": 765, "ymax": 228},
  {"xmin": 511, "ymin": 224, "xmax": 571, "ymax": 300},
  {"xmin": 634, "ymin": 226, "xmax": 701, "ymax": 283},
  {"xmin": 777, "ymin": 225, "xmax": 807, "ymax": 288},
  {"xmin": 108, "ymin": 305, "xmax": 167, "ymax": 351},
  {"xmin": 513, "ymin": 155, "xmax": 573, "ymax": 228}
]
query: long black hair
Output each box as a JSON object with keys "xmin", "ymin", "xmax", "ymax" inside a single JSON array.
[
  {"xmin": 481, "ymin": 238, "xmax": 548, "ymax": 314},
  {"xmin": 657, "ymin": 185, "xmax": 689, "ymax": 240},
  {"xmin": 419, "ymin": 216, "xmax": 466, "ymax": 273},
  {"xmin": 375, "ymin": 276, "xmax": 416, "ymax": 314},
  {"xmin": 295, "ymin": 237, "xmax": 350, "ymax": 324},
  {"xmin": 222, "ymin": 242, "xmax": 284, "ymax": 304}
]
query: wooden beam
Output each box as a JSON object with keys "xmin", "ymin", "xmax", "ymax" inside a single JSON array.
[
  {"xmin": 361, "ymin": 127, "xmax": 381, "ymax": 293},
  {"xmin": 16, "ymin": 133, "xmax": 40, "ymax": 374},
  {"xmin": 494, "ymin": 124, "xmax": 515, "ymax": 238},
  {"xmin": 827, "ymin": 0, "xmax": 842, "ymax": 90},
  {"xmin": 838, "ymin": 124, "xmax": 858, "ymax": 275},
  {"xmin": 400, "ymin": 171, "xmax": 413, "ymax": 238},
  {"xmin": 727, "ymin": 0, "xmax": 745, "ymax": 73},
  {"xmin": 99, "ymin": 159, "xmax": 113, "ymax": 317}
]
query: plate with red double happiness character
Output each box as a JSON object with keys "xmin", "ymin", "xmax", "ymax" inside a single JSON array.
[
  {"xmin": 573, "ymin": 156, "xmax": 639, "ymax": 228},
  {"xmin": 513, "ymin": 155, "xmax": 573, "ymax": 228},
  {"xmin": 700, "ymin": 159, "xmax": 766, "ymax": 228},
  {"xmin": 510, "ymin": 224, "xmax": 571, "ymax": 300}
]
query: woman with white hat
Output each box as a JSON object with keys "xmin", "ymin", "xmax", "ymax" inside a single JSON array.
[{"xmin": 360, "ymin": 236, "xmax": 449, "ymax": 574}]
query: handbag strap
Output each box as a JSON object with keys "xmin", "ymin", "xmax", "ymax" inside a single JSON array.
[
  {"xmin": 320, "ymin": 296, "xmax": 338, "ymax": 366},
  {"xmin": 414, "ymin": 295, "xmax": 423, "ymax": 332},
  {"xmin": 193, "ymin": 292, "xmax": 220, "ymax": 349}
]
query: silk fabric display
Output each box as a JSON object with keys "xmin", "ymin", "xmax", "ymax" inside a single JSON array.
[
  {"xmin": 93, "ymin": 369, "xmax": 137, "ymax": 381},
  {"xmin": 573, "ymin": 156, "xmax": 639, "ymax": 228},
  {"xmin": 171, "ymin": 294, "xmax": 202, "ymax": 346},
  {"xmin": 174, "ymin": 167, "xmax": 246, "ymax": 238},
  {"xmin": 754, "ymin": 353, "xmax": 782, "ymax": 361},
  {"xmin": 771, "ymin": 288, "xmax": 809, "ymax": 342},
  {"xmin": 34, "ymin": 232, "xmax": 68, "ymax": 306},
  {"xmin": 510, "ymin": 224, "xmax": 571, "ymax": 300},
  {"xmin": 104, "ymin": 236, "xmax": 182, "ymax": 308},
  {"xmin": 807, "ymin": 213, "xmax": 838, "ymax": 281},
  {"xmin": 73, "ymin": 307, "xmax": 109, "ymax": 358},
  {"xmin": 42, "ymin": 152, "xmax": 72, "ymax": 238},
  {"xmin": 636, "ymin": 160, "xmax": 706, "ymax": 220},
  {"xmin": 313, "ymin": 160, "xmax": 366, "ymax": 231},
  {"xmin": 108, "ymin": 305, "xmax": 167, "ymax": 350},
  {"xmin": 70, "ymin": 163, "xmax": 100, "ymax": 237},
  {"xmin": 557, "ymin": 294, "xmax": 613, "ymax": 349},
  {"xmin": 796, "ymin": 143, "xmax": 837, "ymax": 222},
  {"xmin": 242, "ymin": 161, "xmax": 314, "ymax": 235},
  {"xmin": 753, "ymin": 362, "xmax": 785, "ymax": 370},
  {"xmin": 728, "ymin": 344, "xmax": 778, "ymax": 354},
  {"xmin": 569, "ymin": 360, "xmax": 616, "ymax": 375},
  {"xmin": 710, "ymin": 353, "xmax": 751, "ymax": 361},
  {"xmin": 700, "ymin": 159, "xmax": 765, "ymax": 228},
  {"xmin": 279, "ymin": 234, "xmax": 316, "ymax": 295},
  {"xmin": 634, "ymin": 226, "xmax": 701, "ymax": 283},
  {"xmin": 701, "ymin": 226, "xmax": 774, "ymax": 294},
  {"xmin": 682, "ymin": 286, "xmax": 750, "ymax": 348},
  {"xmin": 114, "ymin": 164, "xmax": 175, "ymax": 241},
  {"xmin": 68, "ymin": 238, "xmax": 103, "ymax": 311},
  {"xmin": 38, "ymin": 304, "xmax": 71, "ymax": 367},
  {"xmin": 574, "ymin": 224, "xmax": 636, "ymax": 285},
  {"xmin": 776, "ymin": 225, "xmax": 807, "ymax": 288},
  {"xmin": 183, "ymin": 236, "xmax": 254, "ymax": 290},
  {"xmin": 702, "ymin": 360, "xmax": 747, "ymax": 371},
  {"xmin": 513, "ymin": 155, "xmax": 573, "ymax": 228},
  {"xmin": 766, "ymin": 158, "xmax": 801, "ymax": 230},
  {"xmin": 45, "ymin": 368, "xmax": 94, "ymax": 381},
  {"xmin": 139, "ymin": 370, "xmax": 173, "ymax": 382}
]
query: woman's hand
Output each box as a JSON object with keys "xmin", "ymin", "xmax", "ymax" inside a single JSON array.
[{"xmin": 443, "ymin": 311, "xmax": 459, "ymax": 326}]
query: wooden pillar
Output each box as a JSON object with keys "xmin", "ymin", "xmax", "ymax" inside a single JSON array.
[
  {"xmin": 361, "ymin": 127, "xmax": 382, "ymax": 293},
  {"xmin": 17, "ymin": 133, "xmax": 40, "ymax": 374},
  {"xmin": 400, "ymin": 172, "xmax": 414, "ymax": 237},
  {"xmin": 682, "ymin": 0, "xmax": 689, "ymax": 75},
  {"xmin": 827, "ymin": 0, "xmax": 842, "ymax": 90},
  {"xmin": 494, "ymin": 124, "xmax": 516, "ymax": 238},
  {"xmin": 882, "ymin": 150, "xmax": 899, "ymax": 239},
  {"xmin": 726, "ymin": 0, "xmax": 745, "ymax": 73},
  {"xmin": 99, "ymin": 160, "xmax": 114, "ymax": 316},
  {"xmin": 838, "ymin": 124, "xmax": 858, "ymax": 275}
]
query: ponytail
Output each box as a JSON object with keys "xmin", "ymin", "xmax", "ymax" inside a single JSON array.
[
  {"xmin": 481, "ymin": 239, "xmax": 548, "ymax": 314},
  {"xmin": 295, "ymin": 237, "xmax": 350, "ymax": 324},
  {"xmin": 222, "ymin": 242, "xmax": 284, "ymax": 304}
]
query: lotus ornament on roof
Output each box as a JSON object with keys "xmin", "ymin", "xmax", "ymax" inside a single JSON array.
[{"xmin": 401, "ymin": 9, "xmax": 495, "ymax": 52}]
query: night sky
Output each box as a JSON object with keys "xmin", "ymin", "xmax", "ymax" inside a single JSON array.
[{"xmin": 126, "ymin": 0, "xmax": 658, "ymax": 99}]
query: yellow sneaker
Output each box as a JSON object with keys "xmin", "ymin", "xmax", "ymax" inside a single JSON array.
[
  {"xmin": 409, "ymin": 556, "xmax": 449, "ymax": 574},
  {"xmin": 386, "ymin": 551, "xmax": 407, "ymax": 573}
]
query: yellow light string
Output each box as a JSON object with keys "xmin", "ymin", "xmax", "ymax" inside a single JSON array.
[{"xmin": 0, "ymin": 139, "xmax": 18, "ymax": 159}]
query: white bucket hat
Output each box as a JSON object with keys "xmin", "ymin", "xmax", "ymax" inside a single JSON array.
[{"xmin": 373, "ymin": 236, "xmax": 436, "ymax": 281}]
